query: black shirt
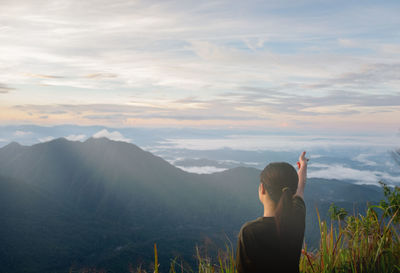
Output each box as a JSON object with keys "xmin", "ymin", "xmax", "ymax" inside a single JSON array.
[{"xmin": 236, "ymin": 196, "xmax": 306, "ymax": 273}]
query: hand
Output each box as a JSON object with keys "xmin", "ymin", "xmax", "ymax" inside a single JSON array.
[
  {"xmin": 295, "ymin": 151, "xmax": 309, "ymax": 198},
  {"xmin": 296, "ymin": 151, "xmax": 309, "ymax": 170}
]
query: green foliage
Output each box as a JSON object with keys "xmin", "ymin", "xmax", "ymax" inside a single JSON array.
[
  {"xmin": 301, "ymin": 183, "xmax": 400, "ymax": 273},
  {"xmin": 378, "ymin": 181, "xmax": 400, "ymax": 224},
  {"xmin": 329, "ymin": 203, "xmax": 348, "ymax": 221},
  {"xmin": 155, "ymin": 244, "xmax": 159, "ymax": 273}
]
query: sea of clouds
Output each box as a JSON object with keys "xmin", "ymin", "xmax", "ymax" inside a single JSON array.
[{"xmin": 1, "ymin": 125, "xmax": 399, "ymax": 186}]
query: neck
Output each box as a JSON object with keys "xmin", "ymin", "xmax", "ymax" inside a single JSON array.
[{"xmin": 263, "ymin": 202, "xmax": 275, "ymax": 217}]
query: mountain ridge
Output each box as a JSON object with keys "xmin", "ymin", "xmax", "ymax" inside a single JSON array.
[{"xmin": 0, "ymin": 137, "xmax": 384, "ymax": 273}]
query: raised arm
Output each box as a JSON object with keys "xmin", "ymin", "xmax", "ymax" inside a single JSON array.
[{"xmin": 295, "ymin": 151, "xmax": 309, "ymax": 199}]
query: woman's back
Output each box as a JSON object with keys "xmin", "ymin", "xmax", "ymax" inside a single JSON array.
[
  {"xmin": 236, "ymin": 152, "xmax": 309, "ymax": 272},
  {"xmin": 236, "ymin": 188, "xmax": 306, "ymax": 272}
]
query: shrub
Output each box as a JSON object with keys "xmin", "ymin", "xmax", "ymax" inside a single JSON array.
[{"xmin": 300, "ymin": 182, "xmax": 400, "ymax": 273}]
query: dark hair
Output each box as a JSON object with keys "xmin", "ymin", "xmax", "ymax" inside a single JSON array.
[{"xmin": 260, "ymin": 162, "xmax": 298, "ymax": 236}]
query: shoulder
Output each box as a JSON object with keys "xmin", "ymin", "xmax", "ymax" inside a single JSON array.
[
  {"xmin": 239, "ymin": 217, "xmax": 275, "ymax": 238},
  {"xmin": 239, "ymin": 218, "xmax": 260, "ymax": 236},
  {"xmin": 239, "ymin": 218, "xmax": 259, "ymax": 233}
]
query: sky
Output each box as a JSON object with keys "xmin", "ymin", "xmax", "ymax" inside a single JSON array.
[{"xmin": 0, "ymin": 0, "xmax": 399, "ymax": 133}]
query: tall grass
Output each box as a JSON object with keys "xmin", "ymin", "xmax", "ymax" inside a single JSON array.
[
  {"xmin": 299, "ymin": 182, "xmax": 400, "ymax": 273},
  {"xmin": 131, "ymin": 202, "xmax": 399, "ymax": 273},
  {"xmin": 143, "ymin": 243, "xmax": 236, "ymax": 273},
  {"xmin": 300, "ymin": 206, "xmax": 400, "ymax": 273}
]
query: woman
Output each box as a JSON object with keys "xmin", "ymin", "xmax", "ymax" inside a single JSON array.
[{"xmin": 236, "ymin": 151, "xmax": 309, "ymax": 273}]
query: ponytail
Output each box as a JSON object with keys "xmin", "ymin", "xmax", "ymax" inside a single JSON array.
[{"xmin": 274, "ymin": 187, "xmax": 294, "ymax": 237}]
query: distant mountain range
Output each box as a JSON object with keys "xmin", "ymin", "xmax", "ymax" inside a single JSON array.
[{"xmin": 0, "ymin": 138, "xmax": 384, "ymax": 273}]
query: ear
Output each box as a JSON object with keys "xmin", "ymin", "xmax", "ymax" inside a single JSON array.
[{"xmin": 259, "ymin": 183, "xmax": 266, "ymax": 194}]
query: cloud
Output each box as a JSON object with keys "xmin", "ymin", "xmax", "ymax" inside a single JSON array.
[
  {"xmin": 338, "ymin": 38, "xmax": 359, "ymax": 48},
  {"xmin": 159, "ymin": 134, "xmax": 400, "ymax": 152},
  {"xmin": 25, "ymin": 73, "xmax": 64, "ymax": 79},
  {"xmin": 380, "ymin": 44, "xmax": 400, "ymax": 55},
  {"xmin": 9, "ymin": 85, "xmax": 400, "ymax": 131},
  {"xmin": 38, "ymin": 136, "xmax": 55, "ymax": 143},
  {"xmin": 13, "ymin": 100, "xmax": 267, "ymax": 122},
  {"xmin": 176, "ymin": 165, "xmax": 227, "ymax": 174},
  {"xmin": 230, "ymin": 87, "xmax": 400, "ymax": 117},
  {"xmin": 0, "ymin": 83, "xmax": 15, "ymax": 94},
  {"xmin": 14, "ymin": 130, "xmax": 32, "ymax": 136},
  {"xmin": 309, "ymin": 163, "xmax": 400, "ymax": 185},
  {"xmin": 14, "ymin": 104, "xmax": 148, "ymax": 114},
  {"xmin": 84, "ymin": 73, "xmax": 118, "ymax": 79},
  {"xmin": 1, "ymin": 1, "xmax": 398, "ymax": 92},
  {"xmin": 65, "ymin": 134, "xmax": 86, "ymax": 141},
  {"xmin": 328, "ymin": 63, "xmax": 400, "ymax": 88},
  {"xmin": 1, "ymin": 0, "xmax": 400, "ymax": 130},
  {"xmin": 352, "ymin": 153, "xmax": 378, "ymax": 166},
  {"xmin": 92, "ymin": 129, "xmax": 131, "ymax": 142}
]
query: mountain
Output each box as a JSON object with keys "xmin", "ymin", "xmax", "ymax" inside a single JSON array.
[{"xmin": 0, "ymin": 138, "xmax": 384, "ymax": 272}]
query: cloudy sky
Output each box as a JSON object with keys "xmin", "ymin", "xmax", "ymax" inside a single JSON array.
[{"xmin": 0, "ymin": 0, "xmax": 399, "ymax": 133}]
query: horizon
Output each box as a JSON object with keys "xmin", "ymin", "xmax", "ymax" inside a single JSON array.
[
  {"xmin": 1, "ymin": 124, "xmax": 399, "ymax": 186},
  {"xmin": 1, "ymin": 0, "xmax": 399, "ymax": 134}
]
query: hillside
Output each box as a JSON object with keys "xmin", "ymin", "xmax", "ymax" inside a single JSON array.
[{"xmin": 0, "ymin": 138, "xmax": 384, "ymax": 272}]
